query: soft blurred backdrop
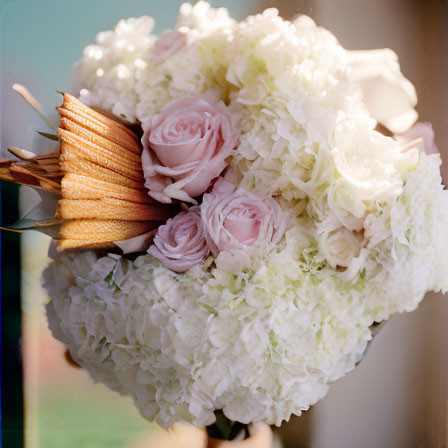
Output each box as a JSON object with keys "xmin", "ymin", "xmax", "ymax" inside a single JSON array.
[{"xmin": 1, "ymin": 0, "xmax": 447, "ymax": 447}]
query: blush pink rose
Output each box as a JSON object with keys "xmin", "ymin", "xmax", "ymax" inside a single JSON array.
[
  {"xmin": 399, "ymin": 122, "xmax": 439, "ymax": 155},
  {"xmin": 153, "ymin": 29, "xmax": 198, "ymax": 60},
  {"xmin": 148, "ymin": 206, "xmax": 209, "ymax": 272},
  {"xmin": 201, "ymin": 179, "xmax": 287, "ymax": 256},
  {"xmin": 141, "ymin": 91, "xmax": 240, "ymax": 204}
]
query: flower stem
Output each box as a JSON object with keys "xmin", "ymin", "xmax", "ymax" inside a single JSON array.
[{"xmin": 206, "ymin": 411, "xmax": 250, "ymax": 441}]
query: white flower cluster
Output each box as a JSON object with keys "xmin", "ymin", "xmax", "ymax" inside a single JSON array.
[
  {"xmin": 73, "ymin": 16, "xmax": 156, "ymax": 122},
  {"xmin": 46, "ymin": 2, "xmax": 448, "ymax": 428},
  {"xmin": 44, "ymin": 154, "xmax": 448, "ymax": 426},
  {"xmin": 73, "ymin": 2, "xmax": 236, "ymax": 122}
]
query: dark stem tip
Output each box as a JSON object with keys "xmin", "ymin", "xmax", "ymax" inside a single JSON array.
[{"xmin": 206, "ymin": 410, "xmax": 250, "ymax": 441}]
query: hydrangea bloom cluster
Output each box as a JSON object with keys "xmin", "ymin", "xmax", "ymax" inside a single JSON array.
[{"xmin": 44, "ymin": 2, "xmax": 448, "ymax": 428}]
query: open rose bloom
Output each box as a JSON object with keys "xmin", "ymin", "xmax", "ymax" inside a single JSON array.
[
  {"xmin": 3, "ymin": 1, "xmax": 447, "ymax": 439},
  {"xmin": 141, "ymin": 91, "xmax": 240, "ymax": 203},
  {"xmin": 201, "ymin": 179, "xmax": 286, "ymax": 255}
]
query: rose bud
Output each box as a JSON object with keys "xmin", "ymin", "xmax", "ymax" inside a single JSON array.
[
  {"xmin": 148, "ymin": 206, "xmax": 209, "ymax": 272},
  {"xmin": 153, "ymin": 28, "xmax": 198, "ymax": 60},
  {"xmin": 201, "ymin": 178, "xmax": 286, "ymax": 257}
]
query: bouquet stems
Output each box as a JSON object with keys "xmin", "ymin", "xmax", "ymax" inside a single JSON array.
[
  {"xmin": 205, "ymin": 413, "xmax": 273, "ymax": 447},
  {"xmin": 206, "ymin": 411, "xmax": 249, "ymax": 441}
]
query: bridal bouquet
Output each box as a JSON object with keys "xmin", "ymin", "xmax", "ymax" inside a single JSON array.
[{"xmin": 2, "ymin": 1, "xmax": 447, "ymax": 438}]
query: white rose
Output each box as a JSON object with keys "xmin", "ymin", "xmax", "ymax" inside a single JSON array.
[
  {"xmin": 347, "ymin": 49, "xmax": 418, "ymax": 134},
  {"xmin": 320, "ymin": 228, "xmax": 363, "ymax": 269}
]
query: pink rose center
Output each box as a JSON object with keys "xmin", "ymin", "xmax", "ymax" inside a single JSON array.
[
  {"xmin": 165, "ymin": 116, "xmax": 207, "ymax": 144},
  {"xmin": 149, "ymin": 111, "xmax": 216, "ymax": 167},
  {"xmin": 223, "ymin": 208, "xmax": 262, "ymax": 244},
  {"xmin": 169, "ymin": 220, "xmax": 196, "ymax": 247}
]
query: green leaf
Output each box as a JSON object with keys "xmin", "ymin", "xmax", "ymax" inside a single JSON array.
[
  {"xmin": 12, "ymin": 83, "xmax": 59, "ymax": 129},
  {"xmin": 1, "ymin": 218, "xmax": 59, "ymax": 238},
  {"xmin": 0, "ymin": 188, "xmax": 60, "ymax": 238},
  {"xmin": 35, "ymin": 130, "xmax": 59, "ymax": 141}
]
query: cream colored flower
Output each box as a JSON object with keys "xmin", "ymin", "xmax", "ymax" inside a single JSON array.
[
  {"xmin": 347, "ymin": 49, "xmax": 418, "ymax": 134},
  {"xmin": 319, "ymin": 227, "xmax": 363, "ymax": 269}
]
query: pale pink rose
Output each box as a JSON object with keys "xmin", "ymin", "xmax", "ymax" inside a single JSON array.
[
  {"xmin": 153, "ymin": 29, "xmax": 198, "ymax": 60},
  {"xmin": 148, "ymin": 206, "xmax": 209, "ymax": 272},
  {"xmin": 399, "ymin": 122, "xmax": 439, "ymax": 155},
  {"xmin": 141, "ymin": 91, "xmax": 240, "ymax": 204},
  {"xmin": 201, "ymin": 179, "xmax": 287, "ymax": 256}
]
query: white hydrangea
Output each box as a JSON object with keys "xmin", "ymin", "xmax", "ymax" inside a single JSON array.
[
  {"xmin": 175, "ymin": 1, "xmax": 236, "ymax": 35},
  {"xmin": 73, "ymin": 16, "xmax": 156, "ymax": 122},
  {"xmin": 134, "ymin": 2, "xmax": 237, "ymax": 120},
  {"xmin": 44, "ymin": 154, "xmax": 448, "ymax": 427},
  {"xmin": 46, "ymin": 1, "xmax": 448, "ymax": 429},
  {"xmin": 73, "ymin": 2, "xmax": 236, "ymax": 122},
  {"xmin": 134, "ymin": 38, "xmax": 210, "ymax": 122}
]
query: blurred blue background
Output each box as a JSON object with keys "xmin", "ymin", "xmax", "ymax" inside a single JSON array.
[{"xmin": 1, "ymin": 0, "xmax": 258, "ymax": 152}]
